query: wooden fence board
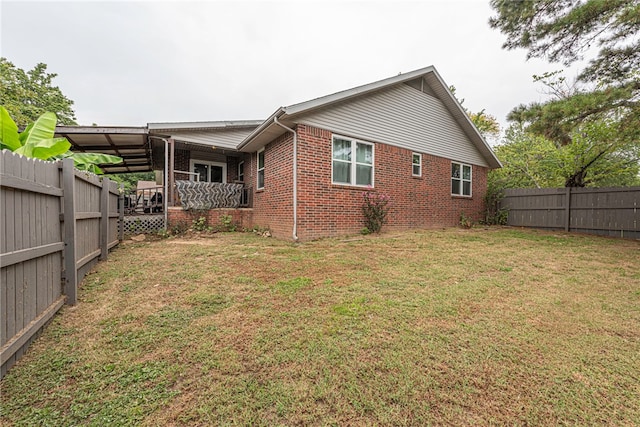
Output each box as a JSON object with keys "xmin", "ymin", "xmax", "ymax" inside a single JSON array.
[
  {"xmin": 501, "ymin": 187, "xmax": 640, "ymax": 239},
  {"xmin": 1, "ymin": 151, "xmax": 120, "ymax": 377}
]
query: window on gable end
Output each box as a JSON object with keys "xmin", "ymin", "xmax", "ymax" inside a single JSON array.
[
  {"xmin": 451, "ymin": 161, "xmax": 472, "ymax": 196},
  {"xmin": 412, "ymin": 152, "xmax": 422, "ymax": 177}
]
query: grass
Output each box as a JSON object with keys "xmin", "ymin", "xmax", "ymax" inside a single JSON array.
[{"xmin": 1, "ymin": 227, "xmax": 639, "ymax": 425}]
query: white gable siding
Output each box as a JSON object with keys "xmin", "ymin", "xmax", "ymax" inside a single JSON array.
[
  {"xmin": 296, "ymin": 83, "xmax": 489, "ymax": 167},
  {"xmin": 163, "ymin": 128, "xmax": 255, "ymax": 150}
]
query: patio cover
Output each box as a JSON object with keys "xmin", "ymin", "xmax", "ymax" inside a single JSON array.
[{"xmin": 55, "ymin": 126, "xmax": 151, "ymax": 174}]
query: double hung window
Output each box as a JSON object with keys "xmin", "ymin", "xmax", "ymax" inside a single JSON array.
[
  {"xmin": 257, "ymin": 149, "xmax": 265, "ymax": 190},
  {"xmin": 412, "ymin": 153, "xmax": 422, "ymax": 177},
  {"xmin": 332, "ymin": 135, "xmax": 374, "ymax": 187},
  {"xmin": 238, "ymin": 161, "xmax": 244, "ymax": 182},
  {"xmin": 451, "ymin": 162, "xmax": 472, "ymax": 196}
]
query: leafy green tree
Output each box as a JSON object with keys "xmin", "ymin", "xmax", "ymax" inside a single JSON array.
[
  {"xmin": 0, "ymin": 58, "xmax": 77, "ymax": 128},
  {"xmin": 490, "ymin": 123, "xmax": 640, "ymax": 190},
  {"xmin": 489, "ymin": 0, "xmax": 639, "ymax": 186},
  {"xmin": 110, "ymin": 172, "xmax": 156, "ymax": 192}
]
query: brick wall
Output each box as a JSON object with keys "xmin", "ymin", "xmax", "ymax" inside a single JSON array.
[
  {"xmin": 167, "ymin": 207, "xmax": 253, "ymax": 231},
  {"xmin": 245, "ymin": 133, "xmax": 294, "ymax": 239},
  {"xmin": 169, "ymin": 124, "xmax": 489, "ymax": 241},
  {"xmin": 294, "ymin": 124, "xmax": 488, "ymax": 240}
]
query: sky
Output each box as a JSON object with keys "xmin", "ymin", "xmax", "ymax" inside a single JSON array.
[{"xmin": 2, "ymin": 0, "xmax": 586, "ymax": 139}]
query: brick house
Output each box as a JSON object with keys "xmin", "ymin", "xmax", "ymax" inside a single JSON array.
[{"xmin": 150, "ymin": 66, "xmax": 501, "ymax": 241}]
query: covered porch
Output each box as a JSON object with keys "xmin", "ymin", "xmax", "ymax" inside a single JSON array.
[
  {"xmin": 148, "ymin": 120, "xmax": 261, "ymax": 209},
  {"xmin": 56, "ymin": 120, "xmax": 261, "ymax": 234}
]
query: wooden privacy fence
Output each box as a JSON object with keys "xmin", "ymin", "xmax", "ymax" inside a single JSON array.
[
  {"xmin": 0, "ymin": 151, "xmax": 123, "ymax": 377},
  {"xmin": 500, "ymin": 187, "xmax": 640, "ymax": 239}
]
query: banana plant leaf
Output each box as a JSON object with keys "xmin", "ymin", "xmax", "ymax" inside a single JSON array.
[
  {"xmin": 0, "ymin": 106, "xmax": 21, "ymax": 151},
  {"xmin": 18, "ymin": 123, "xmax": 33, "ymax": 144},
  {"xmin": 14, "ymin": 112, "xmax": 61, "ymax": 159},
  {"xmin": 15, "ymin": 137, "xmax": 71, "ymax": 160},
  {"xmin": 70, "ymin": 152, "xmax": 123, "ymax": 174},
  {"xmin": 22, "ymin": 112, "xmax": 57, "ymax": 144}
]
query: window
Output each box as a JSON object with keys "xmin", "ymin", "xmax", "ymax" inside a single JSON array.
[
  {"xmin": 238, "ymin": 161, "xmax": 244, "ymax": 182},
  {"xmin": 189, "ymin": 160, "xmax": 226, "ymax": 183},
  {"xmin": 257, "ymin": 149, "xmax": 265, "ymax": 190},
  {"xmin": 451, "ymin": 162, "xmax": 472, "ymax": 196},
  {"xmin": 412, "ymin": 152, "xmax": 422, "ymax": 177},
  {"xmin": 332, "ymin": 135, "xmax": 374, "ymax": 186}
]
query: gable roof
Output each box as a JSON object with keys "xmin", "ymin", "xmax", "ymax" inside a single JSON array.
[{"xmin": 237, "ymin": 66, "xmax": 501, "ymax": 169}]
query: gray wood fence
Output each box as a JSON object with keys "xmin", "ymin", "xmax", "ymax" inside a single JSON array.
[
  {"xmin": 500, "ymin": 187, "xmax": 639, "ymax": 239},
  {"xmin": 1, "ymin": 151, "xmax": 123, "ymax": 377}
]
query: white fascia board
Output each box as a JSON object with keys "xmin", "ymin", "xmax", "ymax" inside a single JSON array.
[
  {"xmin": 426, "ymin": 68, "xmax": 502, "ymax": 169},
  {"xmin": 236, "ymin": 108, "xmax": 286, "ymax": 151}
]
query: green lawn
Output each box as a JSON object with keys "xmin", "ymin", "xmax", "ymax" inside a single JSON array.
[{"xmin": 1, "ymin": 227, "xmax": 639, "ymax": 425}]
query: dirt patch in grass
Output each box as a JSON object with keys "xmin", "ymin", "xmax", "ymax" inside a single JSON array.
[{"xmin": 2, "ymin": 228, "xmax": 639, "ymax": 425}]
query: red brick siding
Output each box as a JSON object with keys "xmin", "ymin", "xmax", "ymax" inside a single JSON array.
[
  {"xmin": 170, "ymin": 124, "xmax": 489, "ymax": 241},
  {"xmin": 294, "ymin": 124, "xmax": 488, "ymax": 240},
  {"xmin": 245, "ymin": 133, "xmax": 294, "ymax": 239},
  {"xmin": 167, "ymin": 207, "xmax": 253, "ymax": 231}
]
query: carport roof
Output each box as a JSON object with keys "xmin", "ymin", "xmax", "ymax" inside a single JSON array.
[{"xmin": 55, "ymin": 126, "xmax": 151, "ymax": 174}]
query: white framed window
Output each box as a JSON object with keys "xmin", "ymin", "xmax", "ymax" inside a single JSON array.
[
  {"xmin": 257, "ymin": 149, "xmax": 265, "ymax": 190},
  {"xmin": 332, "ymin": 135, "xmax": 374, "ymax": 187},
  {"xmin": 189, "ymin": 159, "xmax": 227, "ymax": 183},
  {"xmin": 451, "ymin": 162, "xmax": 472, "ymax": 196},
  {"xmin": 412, "ymin": 152, "xmax": 422, "ymax": 177},
  {"xmin": 238, "ymin": 160, "xmax": 244, "ymax": 182}
]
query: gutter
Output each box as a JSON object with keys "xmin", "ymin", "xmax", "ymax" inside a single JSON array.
[{"xmin": 273, "ymin": 117, "xmax": 299, "ymax": 242}]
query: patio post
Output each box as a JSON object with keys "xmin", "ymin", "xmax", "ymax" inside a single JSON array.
[{"xmin": 168, "ymin": 138, "xmax": 175, "ymax": 206}]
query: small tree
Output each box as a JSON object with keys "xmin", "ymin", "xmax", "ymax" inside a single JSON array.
[
  {"xmin": 362, "ymin": 191, "xmax": 391, "ymax": 234},
  {"xmin": 0, "ymin": 58, "xmax": 77, "ymax": 128}
]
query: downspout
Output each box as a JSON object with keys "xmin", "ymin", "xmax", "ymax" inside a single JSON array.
[
  {"xmin": 149, "ymin": 136, "xmax": 169, "ymax": 230},
  {"xmin": 273, "ymin": 117, "xmax": 298, "ymax": 241}
]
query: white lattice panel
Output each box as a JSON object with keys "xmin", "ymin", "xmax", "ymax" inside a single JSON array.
[{"xmin": 122, "ymin": 215, "xmax": 165, "ymax": 235}]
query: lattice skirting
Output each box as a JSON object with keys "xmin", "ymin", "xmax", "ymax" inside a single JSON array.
[{"xmin": 122, "ymin": 215, "xmax": 165, "ymax": 234}]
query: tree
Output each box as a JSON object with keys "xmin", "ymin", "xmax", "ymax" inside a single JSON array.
[
  {"xmin": 490, "ymin": 123, "xmax": 640, "ymax": 189},
  {"xmin": 0, "ymin": 58, "xmax": 77, "ymax": 128},
  {"xmin": 489, "ymin": 0, "xmax": 639, "ymax": 85},
  {"xmin": 489, "ymin": 0, "xmax": 639, "ymax": 186},
  {"xmin": 110, "ymin": 172, "xmax": 156, "ymax": 192}
]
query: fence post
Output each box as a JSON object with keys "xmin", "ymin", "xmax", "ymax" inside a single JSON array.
[
  {"xmin": 62, "ymin": 158, "xmax": 77, "ymax": 306},
  {"xmin": 564, "ymin": 187, "xmax": 572, "ymax": 232},
  {"xmin": 100, "ymin": 177, "xmax": 110, "ymax": 260},
  {"xmin": 119, "ymin": 183, "xmax": 124, "ymax": 242}
]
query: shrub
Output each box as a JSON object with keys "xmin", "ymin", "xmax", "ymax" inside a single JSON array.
[
  {"xmin": 191, "ymin": 216, "xmax": 210, "ymax": 232},
  {"xmin": 483, "ymin": 183, "xmax": 508, "ymax": 225},
  {"xmin": 459, "ymin": 211, "xmax": 473, "ymax": 229},
  {"xmin": 362, "ymin": 191, "xmax": 390, "ymax": 234},
  {"xmin": 219, "ymin": 214, "xmax": 237, "ymax": 232}
]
